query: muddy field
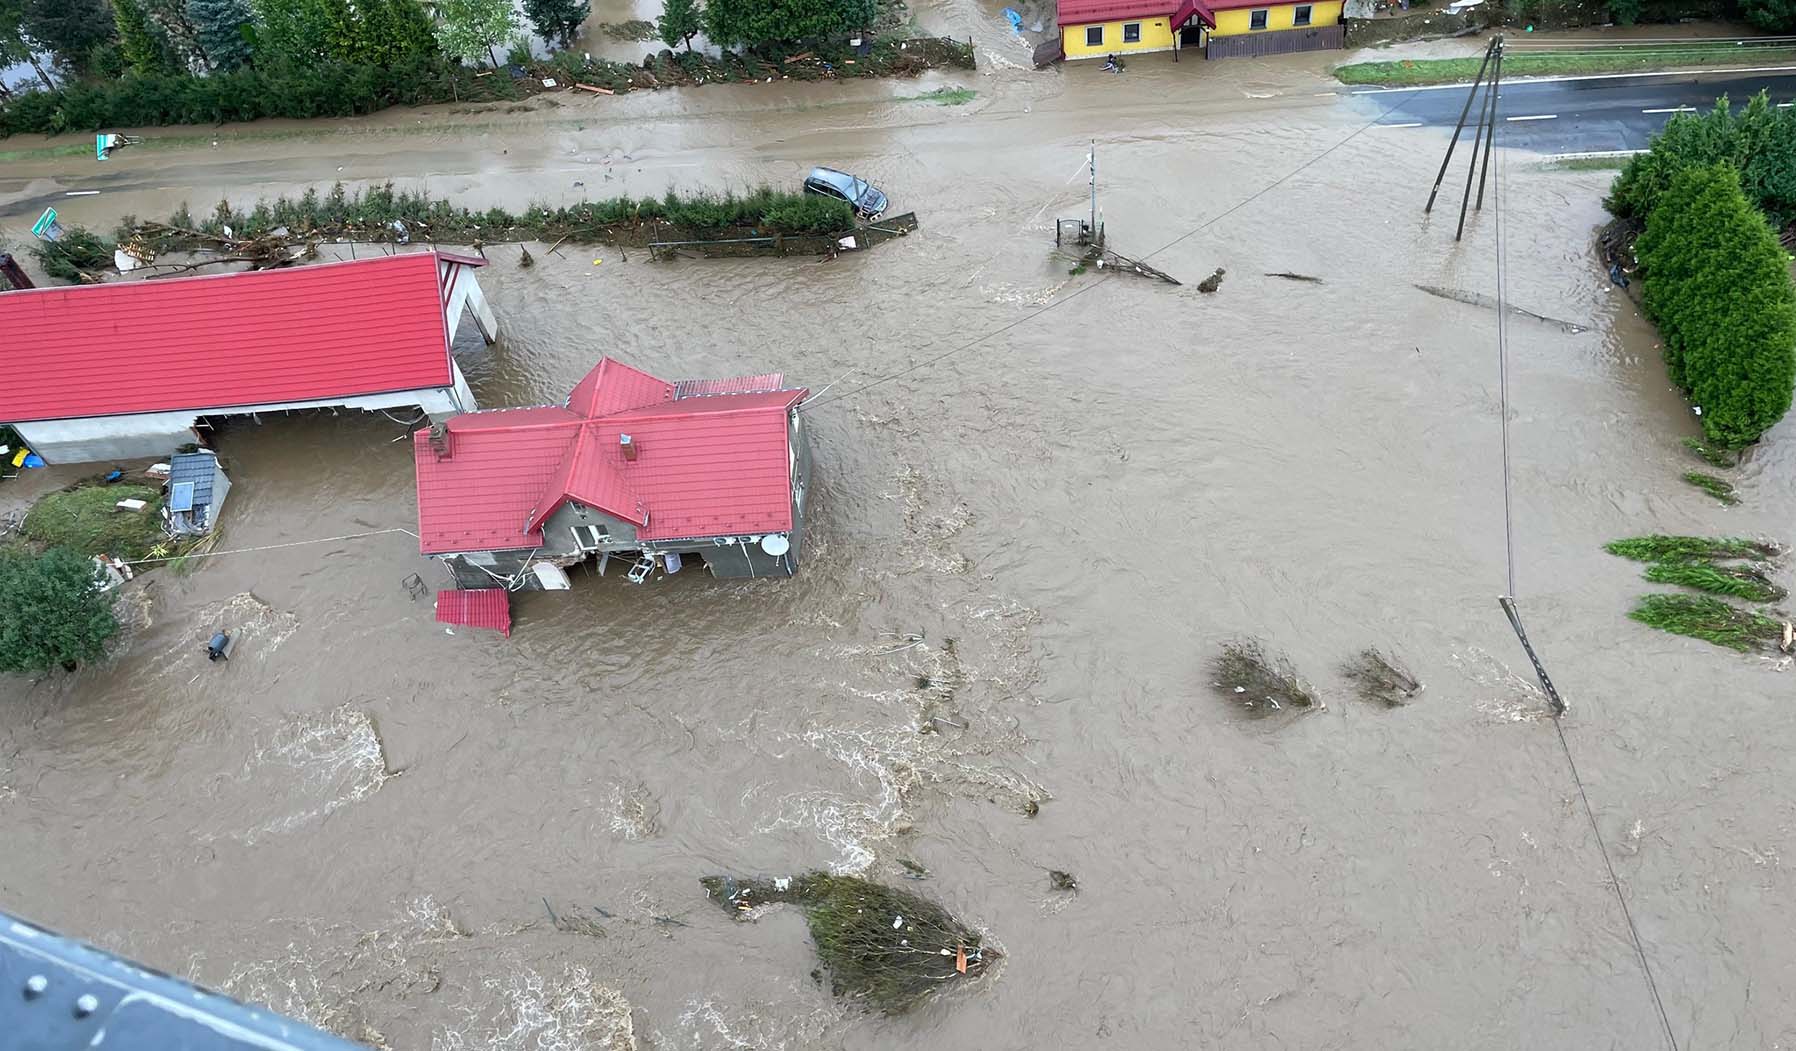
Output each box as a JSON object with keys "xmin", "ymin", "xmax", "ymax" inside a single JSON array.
[{"xmin": 3, "ymin": 30, "xmax": 1795, "ymax": 1051}]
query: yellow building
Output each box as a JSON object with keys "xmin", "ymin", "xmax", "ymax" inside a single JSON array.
[
  {"xmin": 1056, "ymin": 0, "xmax": 1184, "ymax": 60},
  {"xmin": 1184, "ymin": 0, "xmax": 1344, "ymax": 57}
]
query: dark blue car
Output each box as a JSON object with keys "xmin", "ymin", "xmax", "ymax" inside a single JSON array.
[{"xmin": 803, "ymin": 166, "xmax": 888, "ymax": 220}]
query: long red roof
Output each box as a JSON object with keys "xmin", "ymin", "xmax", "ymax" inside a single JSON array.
[
  {"xmin": 413, "ymin": 358, "xmax": 805, "ymax": 555},
  {"xmin": 0, "ymin": 253, "xmax": 467, "ymax": 423},
  {"xmin": 1058, "ymin": 0, "xmax": 1179, "ymax": 25}
]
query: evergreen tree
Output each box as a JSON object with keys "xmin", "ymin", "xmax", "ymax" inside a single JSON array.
[
  {"xmin": 0, "ymin": 547, "xmax": 118, "ymax": 676},
  {"xmin": 522, "ymin": 0, "xmax": 588, "ymax": 48},
  {"xmin": 703, "ymin": 0, "xmax": 874, "ymax": 49},
  {"xmin": 114, "ymin": 0, "xmax": 182, "ymax": 74},
  {"xmin": 188, "ymin": 0, "xmax": 253, "ymax": 69},
  {"xmin": 348, "ymin": 0, "xmax": 438, "ymax": 65},
  {"xmin": 20, "ymin": 0, "xmax": 115, "ymax": 74},
  {"xmin": 142, "ymin": 0, "xmax": 207, "ymax": 66},
  {"xmin": 1637, "ymin": 163, "xmax": 1796, "ymax": 447},
  {"xmin": 434, "ymin": 0, "xmax": 517, "ymax": 67},
  {"xmin": 657, "ymin": 0, "xmax": 701, "ymax": 51}
]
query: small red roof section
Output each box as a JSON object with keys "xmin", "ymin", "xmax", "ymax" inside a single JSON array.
[
  {"xmin": 414, "ymin": 358, "xmax": 806, "ymax": 555},
  {"xmin": 435, "ymin": 588, "xmax": 512, "ymax": 636},
  {"xmin": 1058, "ymin": 0, "xmax": 1177, "ymax": 25},
  {"xmin": 0, "ymin": 252, "xmax": 475, "ymax": 424}
]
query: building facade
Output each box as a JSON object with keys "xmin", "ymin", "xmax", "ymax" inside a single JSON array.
[
  {"xmin": 1057, "ymin": 0, "xmax": 1189, "ymax": 59},
  {"xmin": 0, "ymin": 251, "xmax": 496, "ymax": 464},
  {"xmin": 1183, "ymin": 0, "xmax": 1345, "ymax": 56},
  {"xmin": 414, "ymin": 358, "xmax": 812, "ymax": 590}
]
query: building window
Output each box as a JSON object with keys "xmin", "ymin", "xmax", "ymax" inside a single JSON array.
[
  {"xmin": 572, "ymin": 524, "xmax": 608, "ymax": 550},
  {"xmin": 1292, "ymin": 4, "xmax": 1312, "ymax": 24},
  {"xmin": 1086, "ymin": 24, "xmax": 1103, "ymax": 46},
  {"xmin": 1249, "ymin": 8, "xmax": 1268, "ymax": 28},
  {"xmin": 1123, "ymin": 21, "xmax": 1141, "ymax": 42}
]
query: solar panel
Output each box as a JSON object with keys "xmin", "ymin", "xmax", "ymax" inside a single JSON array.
[{"xmin": 169, "ymin": 481, "xmax": 195, "ymax": 512}]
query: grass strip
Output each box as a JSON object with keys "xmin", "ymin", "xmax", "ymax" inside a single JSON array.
[{"xmin": 1335, "ymin": 45, "xmax": 1796, "ymax": 86}]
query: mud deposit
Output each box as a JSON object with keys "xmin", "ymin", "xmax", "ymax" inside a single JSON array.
[{"xmin": 4, "ymin": 34, "xmax": 1796, "ymax": 1051}]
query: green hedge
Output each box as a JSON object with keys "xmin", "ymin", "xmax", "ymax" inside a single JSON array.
[
  {"xmin": 1609, "ymin": 93, "xmax": 1796, "ymax": 228},
  {"xmin": 1636, "ymin": 163, "xmax": 1796, "ymax": 447},
  {"xmin": 0, "ymin": 60, "xmax": 521, "ymax": 137}
]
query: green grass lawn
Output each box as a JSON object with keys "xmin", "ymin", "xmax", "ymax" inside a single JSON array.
[
  {"xmin": 1335, "ymin": 44, "xmax": 1796, "ymax": 86},
  {"xmin": 21, "ymin": 484, "xmax": 166, "ymax": 560}
]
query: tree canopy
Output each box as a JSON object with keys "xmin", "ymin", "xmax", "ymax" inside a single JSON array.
[
  {"xmin": 702, "ymin": 0, "xmax": 875, "ymax": 49},
  {"xmin": 188, "ymin": 0, "xmax": 255, "ymax": 71},
  {"xmin": 0, "ymin": 547, "xmax": 118, "ymax": 675},
  {"xmin": 523, "ymin": 0, "xmax": 589, "ymax": 48},
  {"xmin": 658, "ymin": 0, "xmax": 702, "ymax": 50},
  {"xmin": 1609, "ymin": 93, "xmax": 1796, "ymax": 229},
  {"xmin": 434, "ymin": 0, "xmax": 518, "ymax": 67}
]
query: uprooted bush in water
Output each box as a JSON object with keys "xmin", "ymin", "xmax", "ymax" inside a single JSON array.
[
  {"xmin": 1341, "ymin": 648, "xmax": 1423, "ymax": 707},
  {"xmin": 1604, "ymin": 535, "xmax": 1779, "ymax": 563},
  {"xmin": 1628, "ymin": 594, "xmax": 1786, "ymax": 651},
  {"xmin": 700, "ymin": 872, "xmax": 991, "ymax": 1014},
  {"xmin": 1208, "ymin": 640, "xmax": 1317, "ymax": 714}
]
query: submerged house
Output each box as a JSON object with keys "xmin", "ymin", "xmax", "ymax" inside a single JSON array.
[
  {"xmin": 0, "ymin": 252, "xmax": 496, "ymax": 464},
  {"xmin": 413, "ymin": 357, "xmax": 811, "ymax": 589},
  {"xmin": 163, "ymin": 450, "xmax": 230, "ymax": 536},
  {"xmin": 1180, "ymin": 0, "xmax": 1344, "ymax": 57}
]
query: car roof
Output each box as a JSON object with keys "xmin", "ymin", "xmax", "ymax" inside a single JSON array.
[{"xmin": 808, "ymin": 166, "xmax": 857, "ymax": 187}]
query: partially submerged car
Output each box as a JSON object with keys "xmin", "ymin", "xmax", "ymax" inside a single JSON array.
[{"xmin": 802, "ymin": 167, "xmax": 888, "ymax": 220}]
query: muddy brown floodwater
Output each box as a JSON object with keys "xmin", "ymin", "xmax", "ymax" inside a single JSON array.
[{"xmin": 4, "ymin": 30, "xmax": 1796, "ymax": 1051}]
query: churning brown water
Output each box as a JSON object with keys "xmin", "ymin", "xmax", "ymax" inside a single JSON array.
[{"xmin": 3, "ymin": 34, "xmax": 1795, "ymax": 1050}]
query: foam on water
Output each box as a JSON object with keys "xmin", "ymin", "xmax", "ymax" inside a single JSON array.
[
  {"xmin": 435, "ymin": 965, "xmax": 636, "ymax": 1051},
  {"xmin": 215, "ymin": 704, "xmax": 393, "ymax": 843}
]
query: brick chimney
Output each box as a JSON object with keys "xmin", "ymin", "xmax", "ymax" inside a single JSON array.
[{"xmin": 620, "ymin": 434, "xmax": 637, "ymax": 461}]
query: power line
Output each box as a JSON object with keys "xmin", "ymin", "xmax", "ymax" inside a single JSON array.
[
  {"xmin": 801, "ymin": 92, "xmax": 1422, "ymax": 414},
  {"xmin": 1478, "ymin": 51, "xmax": 1679, "ymax": 1051}
]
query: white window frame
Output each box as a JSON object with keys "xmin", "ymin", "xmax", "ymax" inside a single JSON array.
[
  {"xmin": 1122, "ymin": 21, "xmax": 1142, "ymax": 42},
  {"xmin": 1249, "ymin": 8, "xmax": 1269, "ymax": 29},
  {"xmin": 571, "ymin": 524, "xmax": 608, "ymax": 551},
  {"xmin": 1086, "ymin": 24, "xmax": 1104, "ymax": 46},
  {"xmin": 1292, "ymin": 4, "xmax": 1312, "ymax": 25}
]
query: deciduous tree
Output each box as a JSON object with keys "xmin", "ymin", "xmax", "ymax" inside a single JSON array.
[
  {"xmin": 0, "ymin": 547, "xmax": 118, "ymax": 676},
  {"xmin": 434, "ymin": 0, "xmax": 518, "ymax": 67},
  {"xmin": 702, "ymin": 0, "xmax": 874, "ymax": 49},
  {"xmin": 658, "ymin": 0, "xmax": 701, "ymax": 51},
  {"xmin": 523, "ymin": 0, "xmax": 589, "ymax": 48},
  {"xmin": 20, "ymin": 0, "xmax": 115, "ymax": 74}
]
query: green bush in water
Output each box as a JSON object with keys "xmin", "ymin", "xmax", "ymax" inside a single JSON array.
[
  {"xmin": 1604, "ymin": 535, "xmax": 1778, "ymax": 563},
  {"xmin": 1643, "ymin": 561, "xmax": 1786, "ymax": 603},
  {"xmin": 701, "ymin": 871, "xmax": 991, "ymax": 1014},
  {"xmin": 1629, "ymin": 593, "xmax": 1784, "ymax": 650}
]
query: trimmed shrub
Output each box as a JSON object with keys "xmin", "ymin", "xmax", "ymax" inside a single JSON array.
[
  {"xmin": 1609, "ymin": 93, "xmax": 1796, "ymax": 228},
  {"xmin": 1635, "ymin": 163, "xmax": 1796, "ymax": 447}
]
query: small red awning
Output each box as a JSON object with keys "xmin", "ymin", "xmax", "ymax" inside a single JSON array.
[{"xmin": 435, "ymin": 588, "xmax": 512, "ymax": 636}]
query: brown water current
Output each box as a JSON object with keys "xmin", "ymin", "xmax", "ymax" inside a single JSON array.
[{"xmin": 3, "ymin": 40, "xmax": 1795, "ymax": 1051}]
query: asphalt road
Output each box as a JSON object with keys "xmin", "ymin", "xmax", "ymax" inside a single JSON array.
[{"xmin": 1349, "ymin": 68, "xmax": 1796, "ymax": 153}]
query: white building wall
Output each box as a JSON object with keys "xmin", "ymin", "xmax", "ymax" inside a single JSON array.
[{"xmin": 16, "ymin": 378, "xmax": 476, "ymax": 464}]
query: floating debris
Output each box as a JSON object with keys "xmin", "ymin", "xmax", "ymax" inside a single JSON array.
[
  {"xmin": 519, "ymin": 245, "xmax": 535, "ymax": 268},
  {"xmin": 1643, "ymin": 562, "xmax": 1785, "ymax": 603},
  {"xmin": 1341, "ymin": 648, "xmax": 1423, "ymax": 707},
  {"xmin": 1210, "ymin": 639, "xmax": 1317, "ymax": 713},
  {"xmin": 1681, "ymin": 435, "xmax": 1738, "ymax": 469},
  {"xmin": 897, "ymin": 858, "xmax": 930, "ymax": 880},
  {"xmin": 1681, "ymin": 471, "xmax": 1739, "ymax": 505},
  {"xmin": 1197, "ymin": 267, "xmax": 1225, "ymax": 293},
  {"xmin": 1629, "ymin": 594, "xmax": 1785, "ymax": 651},
  {"xmin": 1264, "ymin": 271, "xmax": 1322, "ymax": 283},
  {"xmin": 1605, "ymin": 535, "xmax": 1779, "ymax": 563},
  {"xmin": 700, "ymin": 872, "xmax": 992, "ymax": 1013},
  {"xmin": 1413, "ymin": 283, "xmax": 1586, "ymax": 333},
  {"xmin": 1048, "ymin": 870, "xmax": 1077, "ymax": 892}
]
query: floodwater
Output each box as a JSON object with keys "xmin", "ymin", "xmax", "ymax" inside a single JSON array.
[{"xmin": 4, "ymin": 29, "xmax": 1796, "ymax": 1051}]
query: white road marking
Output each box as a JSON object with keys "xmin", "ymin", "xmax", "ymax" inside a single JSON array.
[
  {"xmin": 1642, "ymin": 106, "xmax": 1696, "ymax": 113},
  {"xmin": 1377, "ymin": 121, "xmax": 1423, "ymax": 128},
  {"xmin": 1549, "ymin": 149, "xmax": 1647, "ymax": 159},
  {"xmin": 64, "ymin": 190, "xmax": 101, "ymax": 196},
  {"xmin": 1507, "ymin": 114, "xmax": 1557, "ymax": 121},
  {"xmin": 1780, "ymin": 102, "xmax": 1794, "ymax": 107}
]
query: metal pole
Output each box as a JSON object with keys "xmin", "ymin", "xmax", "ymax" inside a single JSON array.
[
  {"xmin": 1089, "ymin": 140, "xmax": 1097, "ymax": 240},
  {"xmin": 1455, "ymin": 47, "xmax": 1498, "ymax": 240},
  {"xmin": 1424, "ymin": 38, "xmax": 1497, "ymax": 214},
  {"xmin": 1475, "ymin": 39, "xmax": 1504, "ymax": 211}
]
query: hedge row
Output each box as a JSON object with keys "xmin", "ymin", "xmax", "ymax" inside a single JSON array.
[
  {"xmin": 1608, "ymin": 92, "xmax": 1796, "ymax": 229},
  {"xmin": 0, "ymin": 60, "xmax": 521, "ymax": 137},
  {"xmin": 1635, "ymin": 163, "xmax": 1796, "ymax": 447}
]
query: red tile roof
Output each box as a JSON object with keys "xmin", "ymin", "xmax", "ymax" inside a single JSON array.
[
  {"xmin": 1057, "ymin": 0, "xmax": 1178, "ymax": 25},
  {"xmin": 0, "ymin": 253, "xmax": 473, "ymax": 424},
  {"xmin": 435, "ymin": 588, "xmax": 511, "ymax": 636},
  {"xmin": 413, "ymin": 358, "xmax": 806, "ymax": 555}
]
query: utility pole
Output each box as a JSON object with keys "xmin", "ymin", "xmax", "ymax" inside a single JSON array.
[
  {"xmin": 1089, "ymin": 140, "xmax": 1098, "ymax": 245},
  {"xmin": 1424, "ymin": 34, "xmax": 1502, "ymax": 233}
]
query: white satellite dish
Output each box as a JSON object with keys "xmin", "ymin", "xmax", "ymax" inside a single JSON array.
[{"xmin": 760, "ymin": 533, "xmax": 791, "ymax": 556}]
